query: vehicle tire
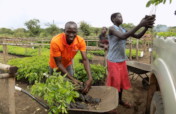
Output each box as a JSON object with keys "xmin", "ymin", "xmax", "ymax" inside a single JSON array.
[{"xmin": 150, "ymin": 91, "xmax": 164, "ymax": 114}]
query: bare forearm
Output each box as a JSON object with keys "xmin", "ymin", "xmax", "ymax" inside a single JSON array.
[
  {"xmin": 132, "ymin": 27, "xmax": 148, "ymax": 38},
  {"xmin": 123, "ymin": 24, "xmax": 143, "ymax": 38},
  {"xmin": 110, "ymin": 24, "xmax": 142, "ymax": 39},
  {"xmin": 57, "ymin": 64, "xmax": 75, "ymax": 80}
]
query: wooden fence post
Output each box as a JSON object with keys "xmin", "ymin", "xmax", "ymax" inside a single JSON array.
[
  {"xmin": 42, "ymin": 39, "xmax": 44, "ymax": 49},
  {"xmin": 129, "ymin": 38, "xmax": 132, "ymax": 60},
  {"xmin": 38, "ymin": 45, "xmax": 41, "ymax": 56},
  {"xmin": 25, "ymin": 46, "xmax": 28, "ymax": 54},
  {"xmin": 142, "ymin": 40, "xmax": 147, "ymax": 52},
  {"xmin": 136, "ymin": 39, "xmax": 139, "ymax": 61},
  {"xmin": 3, "ymin": 44, "xmax": 8, "ymax": 64},
  {"xmin": 0, "ymin": 63, "xmax": 18, "ymax": 114},
  {"xmin": 86, "ymin": 41, "xmax": 88, "ymax": 46},
  {"xmin": 96, "ymin": 41, "xmax": 98, "ymax": 47},
  {"xmin": 104, "ymin": 50, "xmax": 108, "ymax": 75}
]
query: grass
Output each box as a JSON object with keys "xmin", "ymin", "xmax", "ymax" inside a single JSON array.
[{"xmin": 0, "ymin": 45, "xmax": 49, "ymax": 56}]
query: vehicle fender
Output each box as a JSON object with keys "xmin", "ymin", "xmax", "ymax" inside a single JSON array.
[{"xmin": 152, "ymin": 58, "xmax": 176, "ymax": 114}]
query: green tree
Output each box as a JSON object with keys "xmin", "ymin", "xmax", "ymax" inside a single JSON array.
[
  {"xmin": 122, "ymin": 23, "xmax": 135, "ymax": 31},
  {"xmin": 39, "ymin": 29, "xmax": 49, "ymax": 38},
  {"xmin": 13, "ymin": 28, "xmax": 27, "ymax": 37},
  {"xmin": 91, "ymin": 27, "xmax": 101, "ymax": 36},
  {"xmin": 79, "ymin": 21, "xmax": 91, "ymax": 36},
  {"xmin": 122, "ymin": 23, "xmax": 149, "ymax": 34},
  {"xmin": 24, "ymin": 19, "xmax": 41, "ymax": 37},
  {"xmin": 146, "ymin": 0, "xmax": 172, "ymax": 7},
  {"xmin": 0, "ymin": 28, "xmax": 13, "ymax": 35},
  {"xmin": 45, "ymin": 23, "xmax": 60, "ymax": 36},
  {"xmin": 168, "ymin": 26, "xmax": 176, "ymax": 32}
]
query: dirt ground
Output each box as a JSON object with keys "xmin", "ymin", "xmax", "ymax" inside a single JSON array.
[
  {"xmin": 116, "ymin": 51, "xmax": 151, "ymax": 114},
  {"xmin": 1, "ymin": 50, "xmax": 152, "ymax": 114},
  {"xmin": 86, "ymin": 51, "xmax": 151, "ymax": 114}
]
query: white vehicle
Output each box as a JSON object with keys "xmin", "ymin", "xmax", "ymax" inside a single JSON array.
[{"xmin": 146, "ymin": 36, "xmax": 176, "ymax": 114}]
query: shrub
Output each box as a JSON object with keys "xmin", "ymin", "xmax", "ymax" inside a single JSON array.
[
  {"xmin": 74, "ymin": 64, "xmax": 106, "ymax": 85},
  {"xmin": 31, "ymin": 74, "xmax": 79, "ymax": 114},
  {"xmin": 88, "ymin": 49, "xmax": 142, "ymax": 57},
  {"xmin": 0, "ymin": 45, "xmax": 49, "ymax": 56},
  {"xmin": 8, "ymin": 55, "xmax": 49, "ymax": 83}
]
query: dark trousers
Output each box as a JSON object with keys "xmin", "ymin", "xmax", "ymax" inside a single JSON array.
[{"xmin": 49, "ymin": 65, "xmax": 74, "ymax": 76}]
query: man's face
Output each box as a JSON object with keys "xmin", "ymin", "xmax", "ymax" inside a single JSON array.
[
  {"xmin": 113, "ymin": 13, "xmax": 123, "ymax": 25},
  {"xmin": 65, "ymin": 24, "xmax": 78, "ymax": 44},
  {"xmin": 102, "ymin": 28, "xmax": 107, "ymax": 34}
]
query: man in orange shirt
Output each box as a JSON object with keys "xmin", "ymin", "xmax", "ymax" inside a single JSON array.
[{"xmin": 49, "ymin": 21, "xmax": 93, "ymax": 93}]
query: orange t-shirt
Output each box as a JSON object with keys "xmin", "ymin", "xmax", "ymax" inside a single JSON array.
[{"xmin": 49, "ymin": 33, "xmax": 86, "ymax": 68}]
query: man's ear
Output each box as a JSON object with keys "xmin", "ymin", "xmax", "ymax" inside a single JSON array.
[{"xmin": 112, "ymin": 18, "xmax": 115, "ymax": 23}]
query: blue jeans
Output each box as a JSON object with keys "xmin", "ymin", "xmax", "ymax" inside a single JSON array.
[{"xmin": 49, "ymin": 64, "xmax": 74, "ymax": 76}]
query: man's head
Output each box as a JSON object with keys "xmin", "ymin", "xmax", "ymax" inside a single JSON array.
[
  {"xmin": 64, "ymin": 21, "xmax": 78, "ymax": 44},
  {"xmin": 111, "ymin": 12, "xmax": 123, "ymax": 25},
  {"xmin": 101, "ymin": 27, "xmax": 108, "ymax": 34}
]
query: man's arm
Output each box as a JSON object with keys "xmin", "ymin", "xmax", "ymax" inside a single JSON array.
[
  {"xmin": 80, "ymin": 51, "xmax": 93, "ymax": 93},
  {"xmin": 109, "ymin": 16, "xmax": 154, "ymax": 39},
  {"xmin": 131, "ymin": 27, "xmax": 148, "ymax": 39},
  {"xmin": 54, "ymin": 57, "xmax": 80, "ymax": 84},
  {"xmin": 109, "ymin": 25, "xmax": 142, "ymax": 39}
]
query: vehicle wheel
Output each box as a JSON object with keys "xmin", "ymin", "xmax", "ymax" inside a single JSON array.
[{"xmin": 150, "ymin": 91, "xmax": 164, "ymax": 114}]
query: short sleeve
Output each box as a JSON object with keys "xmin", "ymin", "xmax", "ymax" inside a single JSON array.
[
  {"xmin": 79, "ymin": 39, "xmax": 86, "ymax": 51},
  {"xmin": 50, "ymin": 41, "xmax": 61, "ymax": 57}
]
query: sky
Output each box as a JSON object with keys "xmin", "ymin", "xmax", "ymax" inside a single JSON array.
[{"xmin": 0, "ymin": 0, "xmax": 175, "ymax": 29}]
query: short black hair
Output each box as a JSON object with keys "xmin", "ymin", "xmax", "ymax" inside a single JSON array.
[
  {"xmin": 102, "ymin": 26, "xmax": 108, "ymax": 30},
  {"xmin": 111, "ymin": 12, "xmax": 120, "ymax": 23},
  {"xmin": 65, "ymin": 21, "xmax": 77, "ymax": 28}
]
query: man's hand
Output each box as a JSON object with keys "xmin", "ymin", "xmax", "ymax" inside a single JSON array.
[
  {"xmin": 139, "ymin": 15, "xmax": 155, "ymax": 27},
  {"xmin": 82, "ymin": 79, "xmax": 92, "ymax": 93},
  {"xmin": 72, "ymin": 78, "xmax": 82, "ymax": 85}
]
